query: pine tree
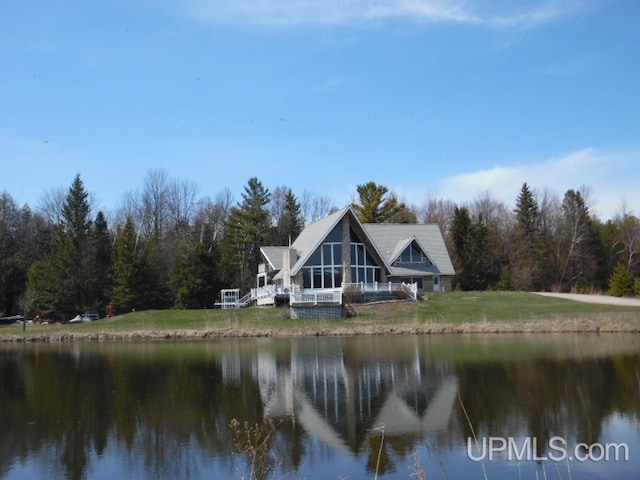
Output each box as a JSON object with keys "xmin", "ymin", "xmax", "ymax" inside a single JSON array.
[
  {"xmin": 171, "ymin": 242, "xmax": 221, "ymax": 309},
  {"xmin": 352, "ymin": 182, "xmax": 408, "ymax": 223},
  {"xmin": 558, "ymin": 189, "xmax": 596, "ymax": 291},
  {"xmin": 27, "ymin": 174, "xmax": 94, "ymax": 318},
  {"xmin": 450, "ymin": 207, "xmax": 492, "ymax": 290},
  {"xmin": 451, "ymin": 206, "xmax": 472, "ymax": 289},
  {"xmin": 511, "ymin": 183, "xmax": 543, "ymax": 290},
  {"xmin": 111, "ymin": 217, "xmax": 140, "ymax": 312},
  {"xmin": 220, "ymin": 178, "xmax": 271, "ymax": 292},
  {"xmin": 608, "ymin": 264, "xmax": 635, "ymax": 297},
  {"xmin": 88, "ymin": 211, "xmax": 112, "ymax": 311},
  {"xmin": 515, "ymin": 183, "xmax": 540, "ymax": 242},
  {"xmin": 61, "ymin": 174, "xmax": 94, "ymax": 313},
  {"xmin": 275, "ymin": 189, "xmax": 303, "ymax": 245}
]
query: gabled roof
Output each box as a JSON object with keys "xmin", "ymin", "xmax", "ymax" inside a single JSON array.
[
  {"xmin": 273, "ymin": 206, "xmax": 389, "ymax": 280},
  {"xmin": 260, "ymin": 246, "xmax": 289, "ymax": 271},
  {"xmin": 271, "ymin": 207, "xmax": 455, "ymax": 281},
  {"xmin": 388, "ymin": 237, "xmax": 414, "ymax": 264},
  {"xmin": 363, "ymin": 224, "xmax": 455, "ymax": 276},
  {"xmin": 290, "ymin": 206, "xmax": 349, "ymax": 270},
  {"xmin": 272, "ymin": 207, "xmax": 347, "ymax": 281}
]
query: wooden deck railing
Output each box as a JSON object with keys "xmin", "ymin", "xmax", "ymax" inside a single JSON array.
[
  {"xmin": 342, "ymin": 282, "xmax": 418, "ymax": 301},
  {"xmin": 289, "ymin": 289, "xmax": 343, "ymax": 306}
]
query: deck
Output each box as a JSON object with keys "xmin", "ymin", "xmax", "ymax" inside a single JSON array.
[{"xmin": 216, "ymin": 282, "xmax": 418, "ymax": 309}]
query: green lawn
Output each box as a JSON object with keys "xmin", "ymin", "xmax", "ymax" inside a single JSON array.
[{"xmin": 2, "ymin": 291, "xmax": 640, "ymax": 341}]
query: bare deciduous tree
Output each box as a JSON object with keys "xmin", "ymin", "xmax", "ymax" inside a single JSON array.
[
  {"xmin": 168, "ymin": 177, "xmax": 198, "ymax": 232},
  {"xmin": 195, "ymin": 188, "xmax": 234, "ymax": 245},
  {"xmin": 612, "ymin": 199, "xmax": 640, "ymax": 274},
  {"xmin": 300, "ymin": 190, "xmax": 336, "ymax": 224},
  {"xmin": 36, "ymin": 186, "xmax": 67, "ymax": 225},
  {"xmin": 418, "ymin": 194, "xmax": 457, "ymax": 235},
  {"xmin": 269, "ymin": 186, "xmax": 289, "ymax": 227},
  {"xmin": 140, "ymin": 168, "xmax": 170, "ymax": 238}
]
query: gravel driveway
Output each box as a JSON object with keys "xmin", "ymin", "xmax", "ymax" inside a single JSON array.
[{"xmin": 533, "ymin": 292, "xmax": 640, "ymax": 307}]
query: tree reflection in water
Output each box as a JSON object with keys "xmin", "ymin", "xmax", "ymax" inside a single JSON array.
[{"xmin": 0, "ymin": 334, "xmax": 639, "ymax": 479}]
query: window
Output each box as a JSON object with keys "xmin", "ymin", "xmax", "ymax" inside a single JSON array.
[
  {"xmin": 303, "ymin": 226, "xmax": 381, "ymax": 288},
  {"xmin": 303, "ymin": 241, "xmax": 343, "ymax": 288},
  {"xmin": 350, "ymin": 239, "xmax": 381, "ymax": 283},
  {"xmin": 398, "ymin": 242, "xmax": 431, "ymax": 265}
]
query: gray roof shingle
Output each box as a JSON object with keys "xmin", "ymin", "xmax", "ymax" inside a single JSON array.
[
  {"xmin": 363, "ymin": 223, "xmax": 455, "ymax": 276},
  {"xmin": 260, "ymin": 246, "xmax": 289, "ymax": 271},
  {"xmin": 271, "ymin": 206, "xmax": 455, "ymax": 280}
]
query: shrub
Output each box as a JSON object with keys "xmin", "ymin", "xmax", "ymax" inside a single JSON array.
[{"xmin": 608, "ymin": 264, "xmax": 635, "ymax": 297}]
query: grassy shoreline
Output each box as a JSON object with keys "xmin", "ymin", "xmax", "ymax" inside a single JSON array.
[{"xmin": 2, "ymin": 291, "xmax": 640, "ymax": 343}]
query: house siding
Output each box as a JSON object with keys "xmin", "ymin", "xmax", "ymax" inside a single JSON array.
[{"xmin": 291, "ymin": 305, "xmax": 343, "ymax": 319}]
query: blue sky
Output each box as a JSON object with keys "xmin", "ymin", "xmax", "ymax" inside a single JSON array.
[{"xmin": 1, "ymin": 0, "xmax": 639, "ymax": 220}]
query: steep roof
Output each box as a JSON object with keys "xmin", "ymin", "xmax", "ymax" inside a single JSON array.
[
  {"xmin": 272, "ymin": 207, "xmax": 348, "ymax": 281},
  {"xmin": 290, "ymin": 206, "xmax": 349, "ymax": 265},
  {"xmin": 272, "ymin": 207, "xmax": 455, "ymax": 281},
  {"xmin": 363, "ymin": 224, "xmax": 455, "ymax": 276},
  {"xmin": 287, "ymin": 206, "xmax": 388, "ymax": 275},
  {"xmin": 260, "ymin": 246, "xmax": 289, "ymax": 271}
]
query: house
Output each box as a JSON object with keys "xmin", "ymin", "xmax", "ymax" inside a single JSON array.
[{"xmin": 248, "ymin": 206, "xmax": 454, "ymax": 316}]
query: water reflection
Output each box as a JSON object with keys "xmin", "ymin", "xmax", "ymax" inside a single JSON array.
[
  {"xmin": 257, "ymin": 338, "xmax": 458, "ymax": 453},
  {"xmin": 1, "ymin": 334, "xmax": 639, "ymax": 479}
]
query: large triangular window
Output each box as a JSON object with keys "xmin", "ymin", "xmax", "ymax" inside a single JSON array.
[
  {"xmin": 301, "ymin": 224, "xmax": 381, "ymax": 288},
  {"xmin": 398, "ymin": 241, "xmax": 432, "ymax": 265}
]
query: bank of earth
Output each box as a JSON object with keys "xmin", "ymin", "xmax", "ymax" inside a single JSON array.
[{"xmin": 2, "ymin": 291, "xmax": 640, "ymax": 343}]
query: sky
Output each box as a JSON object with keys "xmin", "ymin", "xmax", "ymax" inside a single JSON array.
[{"xmin": 1, "ymin": 0, "xmax": 639, "ymax": 221}]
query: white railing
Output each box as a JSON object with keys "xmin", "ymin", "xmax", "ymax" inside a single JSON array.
[
  {"xmin": 239, "ymin": 291, "xmax": 253, "ymax": 306},
  {"xmin": 341, "ymin": 282, "xmax": 418, "ymax": 301},
  {"xmin": 251, "ymin": 284, "xmax": 276, "ymax": 300},
  {"xmin": 230, "ymin": 281, "xmax": 418, "ymax": 309},
  {"xmin": 250, "ymin": 285, "xmax": 290, "ymax": 300},
  {"xmin": 290, "ymin": 289, "xmax": 343, "ymax": 306}
]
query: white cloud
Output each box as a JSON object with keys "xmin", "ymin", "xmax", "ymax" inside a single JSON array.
[
  {"xmin": 438, "ymin": 148, "xmax": 640, "ymax": 220},
  {"xmin": 183, "ymin": 0, "xmax": 596, "ymax": 29}
]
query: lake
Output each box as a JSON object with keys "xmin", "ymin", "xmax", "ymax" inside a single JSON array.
[{"xmin": 1, "ymin": 334, "xmax": 639, "ymax": 479}]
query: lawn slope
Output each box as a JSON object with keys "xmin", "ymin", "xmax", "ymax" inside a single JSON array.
[{"xmin": 2, "ymin": 291, "xmax": 639, "ymax": 342}]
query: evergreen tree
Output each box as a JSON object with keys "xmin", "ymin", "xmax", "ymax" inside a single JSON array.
[
  {"xmin": 111, "ymin": 217, "xmax": 140, "ymax": 312},
  {"xmin": 608, "ymin": 264, "xmax": 635, "ymax": 297},
  {"xmin": 60, "ymin": 174, "xmax": 94, "ymax": 312},
  {"xmin": 511, "ymin": 183, "xmax": 543, "ymax": 290},
  {"xmin": 515, "ymin": 183, "xmax": 540, "ymax": 242},
  {"xmin": 28, "ymin": 174, "xmax": 94, "ymax": 318},
  {"xmin": 588, "ymin": 219, "xmax": 612, "ymax": 292},
  {"xmin": 0, "ymin": 192, "xmax": 19, "ymax": 314},
  {"xmin": 352, "ymin": 181, "xmax": 409, "ymax": 223},
  {"xmin": 138, "ymin": 235, "xmax": 172, "ymax": 309},
  {"xmin": 274, "ymin": 189, "xmax": 303, "ymax": 245},
  {"xmin": 558, "ymin": 189, "xmax": 596, "ymax": 291},
  {"xmin": 88, "ymin": 211, "xmax": 113, "ymax": 311},
  {"xmin": 220, "ymin": 177, "xmax": 271, "ymax": 292},
  {"xmin": 451, "ymin": 206, "xmax": 472, "ymax": 289},
  {"xmin": 171, "ymin": 242, "xmax": 221, "ymax": 309},
  {"xmin": 450, "ymin": 207, "xmax": 493, "ymax": 290}
]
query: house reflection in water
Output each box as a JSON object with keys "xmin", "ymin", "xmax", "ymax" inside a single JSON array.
[{"xmin": 257, "ymin": 339, "xmax": 458, "ymax": 453}]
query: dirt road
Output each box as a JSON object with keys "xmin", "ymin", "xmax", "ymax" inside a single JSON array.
[{"xmin": 533, "ymin": 292, "xmax": 640, "ymax": 307}]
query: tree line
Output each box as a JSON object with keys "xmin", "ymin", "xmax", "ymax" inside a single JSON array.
[{"xmin": 0, "ymin": 172, "xmax": 638, "ymax": 320}]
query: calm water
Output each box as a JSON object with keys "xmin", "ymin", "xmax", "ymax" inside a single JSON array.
[{"xmin": 1, "ymin": 334, "xmax": 640, "ymax": 480}]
